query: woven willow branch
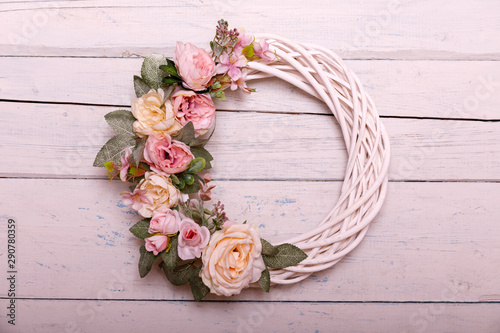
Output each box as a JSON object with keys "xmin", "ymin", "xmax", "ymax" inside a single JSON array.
[{"xmin": 247, "ymin": 35, "xmax": 391, "ymax": 285}]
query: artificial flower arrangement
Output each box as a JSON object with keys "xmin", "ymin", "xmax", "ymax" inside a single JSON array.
[{"xmin": 94, "ymin": 20, "xmax": 307, "ymax": 301}]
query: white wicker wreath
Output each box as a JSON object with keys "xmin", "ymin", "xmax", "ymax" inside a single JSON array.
[
  {"xmin": 94, "ymin": 23, "xmax": 390, "ymax": 299},
  {"xmin": 246, "ymin": 34, "xmax": 391, "ymax": 285}
]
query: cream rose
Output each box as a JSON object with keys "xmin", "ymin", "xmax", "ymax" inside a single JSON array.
[
  {"xmin": 135, "ymin": 172, "xmax": 181, "ymax": 218},
  {"xmin": 131, "ymin": 89, "xmax": 182, "ymax": 137},
  {"xmin": 200, "ymin": 224, "xmax": 266, "ymax": 296}
]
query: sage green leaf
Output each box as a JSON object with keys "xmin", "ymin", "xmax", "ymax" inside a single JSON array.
[
  {"xmin": 173, "ymin": 121, "xmax": 195, "ymax": 145},
  {"xmin": 133, "ymin": 75, "xmax": 151, "ymax": 97},
  {"xmin": 141, "ymin": 54, "xmax": 168, "ymax": 90},
  {"xmin": 139, "ymin": 244, "xmax": 159, "ymax": 278},
  {"xmin": 93, "ymin": 134, "xmax": 136, "ymax": 167},
  {"xmin": 131, "ymin": 138, "xmax": 146, "ymax": 165},
  {"xmin": 161, "ymin": 262, "xmax": 194, "ymax": 286},
  {"xmin": 104, "ymin": 110, "xmax": 136, "ymax": 136},
  {"xmin": 258, "ymin": 266, "xmax": 270, "ymax": 292},
  {"xmin": 189, "ymin": 266, "xmax": 210, "ymax": 301},
  {"xmin": 129, "ymin": 219, "xmax": 151, "ymax": 239},
  {"xmin": 191, "ymin": 124, "xmax": 216, "ymax": 147},
  {"xmin": 160, "ymin": 236, "xmax": 178, "ymax": 270},
  {"xmin": 261, "ymin": 238, "xmax": 278, "ymax": 256},
  {"xmin": 186, "ymin": 157, "xmax": 206, "ymax": 174},
  {"xmin": 262, "ymin": 244, "xmax": 307, "ymax": 269},
  {"xmin": 190, "ymin": 146, "xmax": 213, "ymax": 169}
]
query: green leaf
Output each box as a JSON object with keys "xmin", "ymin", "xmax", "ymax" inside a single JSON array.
[
  {"xmin": 183, "ymin": 173, "xmax": 195, "ymax": 185},
  {"xmin": 93, "ymin": 134, "xmax": 136, "ymax": 167},
  {"xmin": 160, "ymin": 262, "xmax": 194, "ymax": 286},
  {"xmin": 129, "ymin": 219, "xmax": 151, "ymax": 239},
  {"xmin": 189, "ymin": 266, "xmax": 210, "ymax": 301},
  {"xmin": 159, "ymin": 62, "xmax": 179, "ymax": 78},
  {"xmin": 131, "ymin": 138, "xmax": 146, "ymax": 165},
  {"xmin": 179, "ymin": 174, "xmax": 201, "ymax": 194},
  {"xmin": 190, "ymin": 146, "xmax": 213, "ymax": 169},
  {"xmin": 160, "ymin": 236, "xmax": 178, "ymax": 270},
  {"xmin": 258, "ymin": 266, "xmax": 270, "ymax": 292},
  {"xmin": 141, "ymin": 54, "xmax": 168, "ymax": 90},
  {"xmin": 139, "ymin": 244, "xmax": 159, "ymax": 278},
  {"xmin": 261, "ymin": 238, "xmax": 278, "ymax": 256},
  {"xmin": 162, "ymin": 77, "xmax": 183, "ymax": 85},
  {"xmin": 133, "ymin": 75, "xmax": 151, "ymax": 98},
  {"xmin": 172, "ymin": 121, "xmax": 195, "ymax": 145},
  {"xmin": 262, "ymin": 244, "xmax": 307, "ymax": 269},
  {"xmin": 104, "ymin": 110, "xmax": 136, "ymax": 136},
  {"xmin": 186, "ymin": 157, "xmax": 206, "ymax": 174}
]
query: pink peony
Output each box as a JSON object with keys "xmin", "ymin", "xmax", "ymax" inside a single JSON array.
[
  {"xmin": 174, "ymin": 42, "xmax": 216, "ymax": 91},
  {"xmin": 177, "ymin": 218, "xmax": 210, "ymax": 260},
  {"xmin": 148, "ymin": 210, "xmax": 181, "ymax": 235},
  {"xmin": 143, "ymin": 134, "xmax": 194, "ymax": 175},
  {"xmin": 171, "ymin": 87, "xmax": 216, "ymax": 134},
  {"xmin": 121, "ymin": 188, "xmax": 153, "ymax": 211},
  {"xmin": 145, "ymin": 235, "xmax": 169, "ymax": 256}
]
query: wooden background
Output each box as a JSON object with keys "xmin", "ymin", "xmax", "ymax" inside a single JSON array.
[{"xmin": 1, "ymin": 0, "xmax": 499, "ymax": 332}]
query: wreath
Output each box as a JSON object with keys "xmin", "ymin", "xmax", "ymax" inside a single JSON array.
[{"xmin": 94, "ymin": 20, "xmax": 390, "ymax": 301}]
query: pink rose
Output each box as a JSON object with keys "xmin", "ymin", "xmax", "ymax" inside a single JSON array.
[
  {"xmin": 171, "ymin": 87, "xmax": 216, "ymax": 134},
  {"xmin": 148, "ymin": 210, "xmax": 180, "ymax": 235},
  {"xmin": 177, "ymin": 218, "xmax": 210, "ymax": 260},
  {"xmin": 174, "ymin": 42, "xmax": 216, "ymax": 91},
  {"xmin": 143, "ymin": 134, "xmax": 194, "ymax": 175},
  {"xmin": 145, "ymin": 235, "xmax": 169, "ymax": 256}
]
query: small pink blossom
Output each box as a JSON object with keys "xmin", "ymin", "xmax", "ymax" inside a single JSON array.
[
  {"xmin": 175, "ymin": 42, "xmax": 216, "ymax": 91},
  {"xmin": 171, "ymin": 87, "xmax": 216, "ymax": 135},
  {"xmin": 143, "ymin": 134, "xmax": 194, "ymax": 175},
  {"xmin": 177, "ymin": 218, "xmax": 210, "ymax": 260},
  {"xmin": 145, "ymin": 235, "xmax": 169, "ymax": 255},
  {"xmin": 216, "ymin": 52, "xmax": 247, "ymax": 82},
  {"xmin": 121, "ymin": 188, "xmax": 153, "ymax": 211},
  {"xmin": 253, "ymin": 39, "xmax": 276, "ymax": 62},
  {"xmin": 148, "ymin": 210, "xmax": 181, "ymax": 235},
  {"xmin": 119, "ymin": 147, "xmax": 132, "ymax": 182}
]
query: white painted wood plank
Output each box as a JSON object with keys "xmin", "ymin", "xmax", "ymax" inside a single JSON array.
[
  {"xmin": 1, "ymin": 57, "xmax": 498, "ymax": 120},
  {"xmin": 1, "ymin": 180, "xmax": 499, "ymax": 302},
  {"xmin": 1, "ymin": 299, "xmax": 499, "ymax": 333},
  {"xmin": 1, "ymin": 0, "xmax": 499, "ymax": 58},
  {"xmin": 1, "ymin": 102, "xmax": 499, "ymax": 181}
]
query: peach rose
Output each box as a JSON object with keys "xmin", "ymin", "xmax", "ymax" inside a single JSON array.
[
  {"xmin": 148, "ymin": 210, "xmax": 181, "ymax": 235},
  {"xmin": 200, "ymin": 223, "xmax": 265, "ymax": 296},
  {"xmin": 143, "ymin": 133, "xmax": 194, "ymax": 175},
  {"xmin": 177, "ymin": 218, "xmax": 210, "ymax": 260},
  {"xmin": 171, "ymin": 87, "xmax": 216, "ymax": 135},
  {"xmin": 174, "ymin": 42, "xmax": 216, "ymax": 91},
  {"xmin": 136, "ymin": 172, "xmax": 181, "ymax": 218},
  {"xmin": 131, "ymin": 89, "xmax": 182, "ymax": 137},
  {"xmin": 145, "ymin": 235, "xmax": 169, "ymax": 256}
]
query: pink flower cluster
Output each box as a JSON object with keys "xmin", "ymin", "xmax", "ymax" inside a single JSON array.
[{"xmin": 144, "ymin": 209, "xmax": 210, "ymax": 259}]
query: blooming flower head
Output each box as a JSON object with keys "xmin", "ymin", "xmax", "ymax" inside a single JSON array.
[
  {"xmin": 171, "ymin": 87, "xmax": 216, "ymax": 135},
  {"xmin": 145, "ymin": 235, "xmax": 169, "ymax": 256},
  {"xmin": 143, "ymin": 134, "xmax": 194, "ymax": 175},
  {"xmin": 177, "ymin": 218, "xmax": 210, "ymax": 260},
  {"xmin": 135, "ymin": 172, "xmax": 181, "ymax": 218},
  {"xmin": 216, "ymin": 52, "xmax": 247, "ymax": 82},
  {"xmin": 120, "ymin": 188, "xmax": 153, "ymax": 211},
  {"xmin": 148, "ymin": 210, "xmax": 181, "ymax": 235},
  {"xmin": 175, "ymin": 42, "xmax": 216, "ymax": 91}
]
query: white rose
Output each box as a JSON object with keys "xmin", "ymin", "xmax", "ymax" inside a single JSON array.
[
  {"xmin": 200, "ymin": 223, "xmax": 266, "ymax": 296},
  {"xmin": 131, "ymin": 89, "xmax": 182, "ymax": 137},
  {"xmin": 136, "ymin": 172, "xmax": 181, "ymax": 218}
]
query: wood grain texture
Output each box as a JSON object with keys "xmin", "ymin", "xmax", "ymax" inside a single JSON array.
[
  {"xmin": 1, "ymin": 300, "xmax": 499, "ymax": 333},
  {"xmin": 1, "ymin": 0, "xmax": 499, "ymax": 59},
  {"xmin": 2, "ymin": 57, "xmax": 499, "ymax": 120},
  {"xmin": 1, "ymin": 102, "xmax": 499, "ymax": 181},
  {"xmin": 0, "ymin": 180, "xmax": 499, "ymax": 303}
]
